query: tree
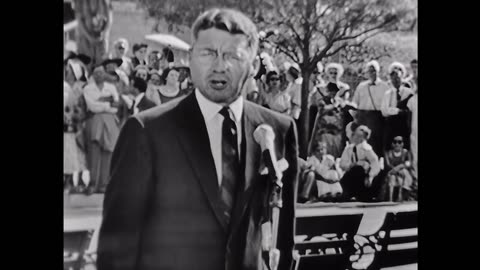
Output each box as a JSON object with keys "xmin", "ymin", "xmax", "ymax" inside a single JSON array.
[
  {"xmin": 137, "ymin": 0, "xmax": 417, "ymax": 157},
  {"xmin": 73, "ymin": 0, "xmax": 113, "ymax": 67}
]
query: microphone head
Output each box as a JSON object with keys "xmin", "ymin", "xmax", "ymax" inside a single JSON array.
[{"xmin": 253, "ymin": 124, "xmax": 275, "ymax": 146}]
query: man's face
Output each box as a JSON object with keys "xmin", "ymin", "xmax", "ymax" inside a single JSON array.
[
  {"xmin": 92, "ymin": 68, "xmax": 106, "ymax": 84},
  {"xmin": 352, "ymin": 129, "xmax": 365, "ymax": 145},
  {"xmin": 190, "ymin": 28, "xmax": 257, "ymax": 105},
  {"xmin": 105, "ymin": 63, "xmax": 117, "ymax": 74},
  {"xmin": 315, "ymin": 143, "xmax": 327, "ymax": 156},
  {"xmin": 411, "ymin": 62, "xmax": 418, "ymax": 79},
  {"xmin": 390, "ymin": 71, "xmax": 402, "ymax": 89},
  {"xmin": 367, "ymin": 66, "xmax": 377, "ymax": 82},
  {"xmin": 135, "ymin": 47, "xmax": 147, "ymax": 61},
  {"xmin": 136, "ymin": 69, "xmax": 148, "ymax": 81}
]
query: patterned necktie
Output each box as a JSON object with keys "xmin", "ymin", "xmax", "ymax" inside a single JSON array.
[{"xmin": 219, "ymin": 106, "xmax": 240, "ymax": 225}]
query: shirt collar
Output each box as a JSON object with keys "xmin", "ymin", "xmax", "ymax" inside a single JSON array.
[
  {"xmin": 195, "ymin": 89, "xmax": 243, "ymax": 123},
  {"xmin": 135, "ymin": 92, "xmax": 145, "ymax": 106},
  {"xmin": 369, "ymin": 78, "xmax": 381, "ymax": 85}
]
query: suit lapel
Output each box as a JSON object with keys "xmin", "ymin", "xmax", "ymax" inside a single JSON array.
[{"xmin": 174, "ymin": 94, "xmax": 228, "ymax": 232}]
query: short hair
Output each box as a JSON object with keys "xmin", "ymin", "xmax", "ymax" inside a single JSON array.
[
  {"xmin": 356, "ymin": 125, "xmax": 371, "ymax": 140},
  {"xmin": 410, "ymin": 59, "xmax": 418, "ymax": 65},
  {"xmin": 161, "ymin": 67, "xmax": 179, "ymax": 83},
  {"xmin": 191, "ymin": 8, "xmax": 259, "ymax": 56},
  {"xmin": 133, "ymin": 77, "xmax": 148, "ymax": 93}
]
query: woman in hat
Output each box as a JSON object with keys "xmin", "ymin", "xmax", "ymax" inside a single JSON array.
[
  {"xmin": 113, "ymin": 38, "xmax": 133, "ymax": 76},
  {"xmin": 64, "ymin": 54, "xmax": 91, "ymax": 194},
  {"xmin": 259, "ymin": 70, "xmax": 293, "ymax": 116},
  {"xmin": 308, "ymin": 63, "xmax": 354, "ymax": 158}
]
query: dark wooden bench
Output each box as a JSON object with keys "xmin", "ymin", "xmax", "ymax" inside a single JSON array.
[
  {"xmin": 293, "ymin": 213, "xmax": 364, "ymax": 270},
  {"xmin": 64, "ymin": 230, "xmax": 94, "ymax": 270},
  {"xmin": 356, "ymin": 210, "xmax": 417, "ymax": 270}
]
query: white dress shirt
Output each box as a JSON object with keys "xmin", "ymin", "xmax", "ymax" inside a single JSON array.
[
  {"xmin": 195, "ymin": 89, "xmax": 243, "ymax": 186},
  {"xmin": 381, "ymin": 86, "xmax": 414, "ymax": 117},
  {"xmin": 352, "ymin": 79, "xmax": 389, "ymax": 111},
  {"xmin": 340, "ymin": 141, "xmax": 380, "ymax": 180}
]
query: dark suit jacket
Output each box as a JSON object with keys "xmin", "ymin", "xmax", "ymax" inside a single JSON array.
[
  {"xmin": 97, "ymin": 92, "xmax": 299, "ymax": 270},
  {"xmin": 134, "ymin": 95, "xmax": 157, "ymax": 114}
]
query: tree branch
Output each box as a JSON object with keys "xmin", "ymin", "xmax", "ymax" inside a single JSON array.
[{"xmin": 336, "ymin": 15, "xmax": 397, "ymax": 41}]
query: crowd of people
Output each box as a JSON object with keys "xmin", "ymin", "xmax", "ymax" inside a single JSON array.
[{"xmin": 64, "ymin": 34, "xmax": 418, "ymax": 203}]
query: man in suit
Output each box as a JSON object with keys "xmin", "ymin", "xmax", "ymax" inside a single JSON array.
[{"xmin": 97, "ymin": 8, "xmax": 299, "ymax": 270}]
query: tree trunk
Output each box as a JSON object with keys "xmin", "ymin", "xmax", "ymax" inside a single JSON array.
[
  {"xmin": 74, "ymin": 0, "xmax": 113, "ymax": 68},
  {"xmin": 298, "ymin": 68, "xmax": 312, "ymax": 159}
]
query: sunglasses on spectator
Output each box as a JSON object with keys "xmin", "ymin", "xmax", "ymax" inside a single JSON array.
[
  {"xmin": 393, "ymin": 140, "xmax": 404, "ymax": 144},
  {"xmin": 269, "ymin": 78, "xmax": 280, "ymax": 82}
]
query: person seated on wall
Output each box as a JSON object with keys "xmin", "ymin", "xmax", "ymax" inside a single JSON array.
[
  {"xmin": 299, "ymin": 142, "xmax": 343, "ymax": 203},
  {"xmin": 339, "ymin": 125, "xmax": 380, "ymax": 202},
  {"xmin": 384, "ymin": 136, "xmax": 416, "ymax": 202}
]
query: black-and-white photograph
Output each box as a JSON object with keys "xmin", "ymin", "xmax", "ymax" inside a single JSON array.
[{"xmin": 64, "ymin": 0, "xmax": 418, "ymax": 269}]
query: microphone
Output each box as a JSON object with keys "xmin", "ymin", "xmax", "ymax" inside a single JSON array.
[{"xmin": 253, "ymin": 124, "xmax": 283, "ymax": 184}]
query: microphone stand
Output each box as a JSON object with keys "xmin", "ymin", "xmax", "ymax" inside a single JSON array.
[{"xmin": 262, "ymin": 149, "xmax": 283, "ymax": 270}]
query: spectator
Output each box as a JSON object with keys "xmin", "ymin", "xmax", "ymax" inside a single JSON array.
[
  {"xmin": 259, "ymin": 70, "xmax": 293, "ymax": 115},
  {"xmin": 156, "ymin": 67, "xmax": 184, "ymax": 104},
  {"xmin": 133, "ymin": 65, "xmax": 149, "ymax": 81},
  {"xmin": 145, "ymin": 69, "xmax": 163, "ymax": 105},
  {"xmin": 130, "ymin": 77, "xmax": 157, "ymax": 114},
  {"xmin": 131, "ymin": 43, "xmax": 148, "ymax": 68},
  {"xmin": 405, "ymin": 59, "xmax": 418, "ymax": 91},
  {"xmin": 309, "ymin": 63, "xmax": 354, "ymax": 158},
  {"xmin": 177, "ymin": 65, "xmax": 195, "ymax": 96},
  {"xmin": 64, "ymin": 54, "xmax": 90, "ymax": 194},
  {"xmin": 339, "ymin": 125, "xmax": 380, "ymax": 201},
  {"xmin": 147, "ymin": 50, "xmax": 162, "ymax": 71},
  {"xmin": 284, "ymin": 65, "xmax": 302, "ymax": 120},
  {"xmin": 162, "ymin": 47, "xmax": 175, "ymax": 69},
  {"xmin": 381, "ymin": 69, "xmax": 414, "ymax": 152},
  {"xmin": 83, "ymin": 66, "xmax": 120, "ymax": 193},
  {"xmin": 300, "ymin": 142, "xmax": 343, "ymax": 203},
  {"xmin": 112, "ymin": 38, "xmax": 133, "ymax": 76},
  {"xmin": 407, "ymin": 75, "xmax": 418, "ymax": 175},
  {"xmin": 384, "ymin": 136, "xmax": 415, "ymax": 201},
  {"xmin": 352, "ymin": 60, "xmax": 390, "ymax": 157}
]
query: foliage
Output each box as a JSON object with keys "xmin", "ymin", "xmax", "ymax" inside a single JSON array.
[{"xmin": 136, "ymin": 0, "xmax": 417, "ymax": 157}]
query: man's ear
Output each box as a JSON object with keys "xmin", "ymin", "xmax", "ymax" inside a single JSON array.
[{"xmin": 250, "ymin": 56, "xmax": 260, "ymax": 77}]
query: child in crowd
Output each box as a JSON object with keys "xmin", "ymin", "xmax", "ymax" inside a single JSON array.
[{"xmin": 299, "ymin": 142, "xmax": 343, "ymax": 202}]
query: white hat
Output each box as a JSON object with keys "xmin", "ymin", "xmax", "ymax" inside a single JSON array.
[
  {"xmin": 388, "ymin": 61, "xmax": 407, "ymax": 78},
  {"xmin": 366, "ymin": 60, "xmax": 380, "ymax": 73},
  {"xmin": 325, "ymin": 62, "xmax": 344, "ymax": 79}
]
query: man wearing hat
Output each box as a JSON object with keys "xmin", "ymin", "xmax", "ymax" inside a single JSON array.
[
  {"xmin": 131, "ymin": 43, "xmax": 148, "ymax": 68},
  {"xmin": 339, "ymin": 125, "xmax": 380, "ymax": 201}
]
